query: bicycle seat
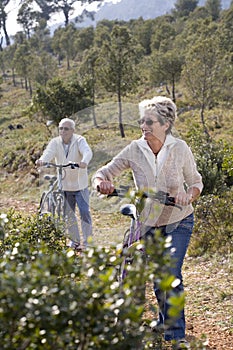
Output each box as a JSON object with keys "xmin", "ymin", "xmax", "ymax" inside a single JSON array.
[
  {"xmin": 44, "ymin": 175, "xmax": 57, "ymax": 181},
  {"xmin": 120, "ymin": 204, "xmax": 137, "ymax": 220}
]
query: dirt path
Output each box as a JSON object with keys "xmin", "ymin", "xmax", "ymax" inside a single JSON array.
[{"xmin": 0, "ymin": 197, "xmax": 232, "ymax": 349}]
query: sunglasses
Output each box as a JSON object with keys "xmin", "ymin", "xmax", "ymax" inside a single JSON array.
[
  {"xmin": 138, "ymin": 118, "xmax": 160, "ymax": 126},
  {"xmin": 59, "ymin": 126, "xmax": 71, "ymax": 131}
]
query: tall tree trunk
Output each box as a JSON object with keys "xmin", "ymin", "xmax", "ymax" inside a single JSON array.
[
  {"xmin": 118, "ymin": 90, "xmax": 125, "ymax": 138},
  {"xmin": 2, "ymin": 18, "xmax": 10, "ymax": 46},
  {"xmin": 200, "ymin": 104, "xmax": 211, "ymax": 140},
  {"xmin": 172, "ymin": 75, "xmax": 176, "ymax": 103},
  {"xmin": 29, "ymin": 80, "xmax": 33, "ymax": 97},
  {"xmin": 67, "ymin": 54, "xmax": 70, "ymax": 70},
  {"xmin": 92, "ymin": 94, "xmax": 97, "ymax": 128},
  {"xmin": 12, "ymin": 68, "xmax": 16, "ymax": 87},
  {"xmin": 91, "ymin": 69, "xmax": 98, "ymax": 127}
]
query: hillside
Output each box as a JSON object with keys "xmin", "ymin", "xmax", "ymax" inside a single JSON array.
[
  {"xmin": 70, "ymin": 0, "xmax": 232, "ymax": 28},
  {"xmin": 96, "ymin": 0, "xmax": 232, "ymax": 21}
]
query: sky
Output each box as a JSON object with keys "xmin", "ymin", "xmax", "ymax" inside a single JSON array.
[{"xmin": 5, "ymin": 0, "xmax": 121, "ymax": 36}]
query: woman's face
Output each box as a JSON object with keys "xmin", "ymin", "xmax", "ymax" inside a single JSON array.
[{"xmin": 139, "ymin": 111, "xmax": 169, "ymax": 143}]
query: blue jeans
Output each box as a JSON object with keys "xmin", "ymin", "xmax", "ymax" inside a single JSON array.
[
  {"xmin": 146, "ymin": 213, "xmax": 194, "ymax": 341},
  {"xmin": 64, "ymin": 188, "xmax": 92, "ymax": 247}
]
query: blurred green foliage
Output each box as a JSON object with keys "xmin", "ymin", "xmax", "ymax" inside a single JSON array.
[{"xmin": 0, "ymin": 210, "xmax": 185, "ymax": 349}]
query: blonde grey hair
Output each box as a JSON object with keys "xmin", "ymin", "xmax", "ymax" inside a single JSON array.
[
  {"xmin": 59, "ymin": 118, "xmax": 75, "ymax": 130},
  {"xmin": 139, "ymin": 96, "xmax": 177, "ymax": 134}
]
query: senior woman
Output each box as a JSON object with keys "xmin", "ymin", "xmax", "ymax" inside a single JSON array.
[{"xmin": 92, "ymin": 96, "xmax": 203, "ymax": 349}]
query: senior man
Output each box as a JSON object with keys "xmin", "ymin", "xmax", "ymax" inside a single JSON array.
[{"xmin": 36, "ymin": 117, "xmax": 93, "ymax": 250}]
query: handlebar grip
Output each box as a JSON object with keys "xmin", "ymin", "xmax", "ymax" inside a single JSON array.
[
  {"xmin": 42, "ymin": 162, "xmax": 79, "ymax": 168},
  {"xmin": 106, "ymin": 189, "xmax": 119, "ymax": 197},
  {"xmin": 69, "ymin": 162, "xmax": 79, "ymax": 169},
  {"xmin": 96, "ymin": 185, "xmax": 118, "ymax": 197}
]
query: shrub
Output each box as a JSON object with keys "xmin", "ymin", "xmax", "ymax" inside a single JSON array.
[
  {"xmin": 189, "ymin": 189, "xmax": 233, "ymax": 256},
  {"xmin": 1, "ymin": 210, "xmax": 64, "ymax": 258},
  {"xmin": 0, "ymin": 211, "xmax": 185, "ymax": 349},
  {"xmin": 185, "ymin": 128, "xmax": 232, "ymax": 195}
]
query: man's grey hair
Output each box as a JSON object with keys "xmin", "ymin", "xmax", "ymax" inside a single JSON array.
[{"xmin": 59, "ymin": 118, "xmax": 75, "ymax": 130}]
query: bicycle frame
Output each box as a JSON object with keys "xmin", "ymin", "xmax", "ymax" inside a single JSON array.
[
  {"xmin": 39, "ymin": 162, "xmax": 79, "ymax": 224},
  {"xmin": 120, "ymin": 203, "xmax": 142, "ymax": 281},
  {"xmin": 102, "ymin": 186, "xmax": 182, "ymax": 281}
]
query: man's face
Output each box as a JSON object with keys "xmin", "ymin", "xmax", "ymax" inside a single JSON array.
[{"xmin": 58, "ymin": 121, "xmax": 74, "ymax": 144}]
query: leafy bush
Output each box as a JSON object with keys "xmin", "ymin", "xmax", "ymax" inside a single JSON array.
[
  {"xmin": 189, "ymin": 189, "xmax": 233, "ymax": 256},
  {"xmin": 0, "ymin": 210, "xmax": 64, "ymax": 257},
  {"xmin": 0, "ymin": 211, "xmax": 186, "ymax": 349},
  {"xmin": 186, "ymin": 128, "xmax": 233, "ymax": 195},
  {"xmin": 31, "ymin": 77, "xmax": 91, "ymax": 126}
]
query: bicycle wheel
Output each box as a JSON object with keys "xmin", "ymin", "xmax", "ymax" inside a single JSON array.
[
  {"xmin": 55, "ymin": 194, "xmax": 64, "ymax": 221},
  {"xmin": 119, "ymin": 228, "xmax": 131, "ymax": 282},
  {"xmin": 53, "ymin": 191, "xmax": 65, "ymax": 228},
  {"xmin": 39, "ymin": 191, "xmax": 55, "ymax": 216}
]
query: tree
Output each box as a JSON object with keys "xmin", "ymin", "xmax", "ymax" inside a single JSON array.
[
  {"xmin": 30, "ymin": 52, "xmax": 58, "ymax": 86},
  {"xmin": 17, "ymin": 0, "xmax": 41, "ymax": 38},
  {"xmin": 52, "ymin": 24, "xmax": 78, "ymax": 70},
  {"xmin": 94, "ymin": 21, "xmax": 112, "ymax": 48},
  {"xmin": 33, "ymin": 0, "xmax": 55, "ymax": 21},
  {"xmin": 129, "ymin": 17, "xmax": 155, "ymax": 55},
  {"xmin": 150, "ymin": 20, "xmax": 176, "ymax": 51},
  {"xmin": 205, "ymin": 0, "xmax": 222, "ymax": 20},
  {"xmin": 0, "ymin": 43, "xmax": 18, "ymax": 86},
  {"xmin": 53, "ymin": 0, "xmax": 79, "ymax": 27},
  {"xmin": 218, "ymin": 4, "xmax": 233, "ymax": 53},
  {"xmin": 96, "ymin": 25, "xmax": 143, "ymax": 137},
  {"xmin": 149, "ymin": 49, "xmax": 184, "ymax": 102},
  {"xmin": 13, "ymin": 41, "xmax": 34, "ymax": 95},
  {"xmin": 29, "ymin": 19, "xmax": 52, "ymax": 53},
  {"xmin": 38, "ymin": 0, "xmax": 104, "ymax": 27},
  {"xmin": 75, "ymin": 26, "xmax": 94, "ymax": 58},
  {"xmin": 51, "ymin": 27, "xmax": 65, "ymax": 65},
  {"xmin": 172, "ymin": 0, "xmax": 198, "ymax": 18},
  {"xmin": 32, "ymin": 77, "xmax": 91, "ymax": 124},
  {"xmin": 0, "ymin": 0, "xmax": 11, "ymax": 46},
  {"xmin": 79, "ymin": 47, "xmax": 100, "ymax": 127},
  {"xmin": 181, "ymin": 30, "xmax": 231, "ymax": 137}
]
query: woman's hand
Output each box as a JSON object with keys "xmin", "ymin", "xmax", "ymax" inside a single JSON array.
[
  {"xmin": 175, "ymin": 192, "xmax": 193, "ymax": 206},
  {"xmin": 175, "ymin": 187, "xmax": 200, "ymax": 206},
  {"xmin": 96, "ymin": 180, "xmax": 115, "ymax": 195}
]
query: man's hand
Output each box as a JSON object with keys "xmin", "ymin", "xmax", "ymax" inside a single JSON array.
[
  {"xmin": 79, "ymin": 162, "xmax": 87, "ymax": 169},
  {"xmin": 35, "ymin": 159, "xmax": 44, "ymax": 168}
]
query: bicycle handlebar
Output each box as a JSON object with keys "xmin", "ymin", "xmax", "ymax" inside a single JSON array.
[
  {"xmin": 97, "ymin": 185, "xmax": 182, "ymax": 210},
  {"xmin": 42, "ymin": 162, "xmax": 80, "ymax": 169}
]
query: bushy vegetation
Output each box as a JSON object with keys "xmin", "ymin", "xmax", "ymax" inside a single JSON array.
[
  {"xmin": 189, "ymin": 189, "xmax": 233, "ymax": 256},
  {"xmin": 0, "ymin": 211, "xmax": 190, "ymax": 349},
  {"xmin": 185, "ymin": 127, "xmax": 233, "ymax": 195}
]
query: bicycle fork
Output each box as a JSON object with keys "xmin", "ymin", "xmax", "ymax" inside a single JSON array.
[{"xmin": 119, "ymin": 203, "xmax": 142, "ymax": 281}]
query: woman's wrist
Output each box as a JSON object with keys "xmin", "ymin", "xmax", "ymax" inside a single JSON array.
[{"xmin": 187, "ymin": 187, "xmax": 200, "ymax": 202}]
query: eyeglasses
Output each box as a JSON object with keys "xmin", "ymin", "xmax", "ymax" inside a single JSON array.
[
  {"xmin": 59, "ymin": 126, "xmax": 71, "ymax": 131},
  {"xmin": 138, "ymin": 118, "xmax": 160, "ymax": 126}
]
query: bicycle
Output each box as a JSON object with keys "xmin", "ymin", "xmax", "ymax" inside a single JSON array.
[
  {"xmin": 39, "ymin": 162, "xmax": 79, "ymax": 226},
  {"xmin": 99, "ymin": 185, "xmax": 182, "ymax": 281}
]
